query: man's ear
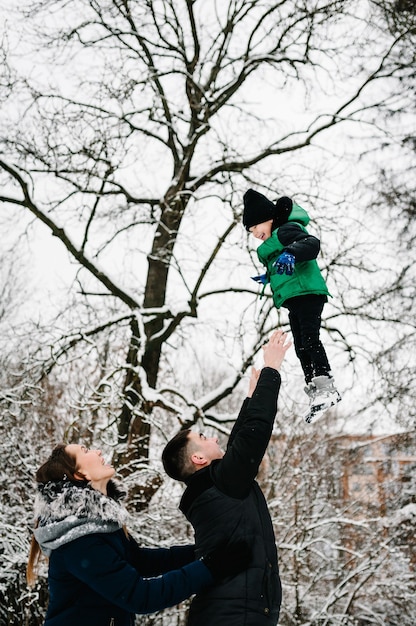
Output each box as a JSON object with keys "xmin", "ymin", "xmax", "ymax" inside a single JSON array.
[{"xmin": 191, "ymin": 452, "xmax": 208, "ymax": 468}]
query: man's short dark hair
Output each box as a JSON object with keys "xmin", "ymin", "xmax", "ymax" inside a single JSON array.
[{"xmin": 162, "ymin": 428, "xmax": 195, "ymax": 482}]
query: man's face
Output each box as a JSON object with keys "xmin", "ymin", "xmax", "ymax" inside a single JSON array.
[
  {"xmin": 188, "ymin": 431, "xmax": 224, "ymax": 467},
  {"xmin": 249, "ymin": 219, "xmax": 273, "ymax": 241}
]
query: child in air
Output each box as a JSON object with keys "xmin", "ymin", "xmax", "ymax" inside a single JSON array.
[{"xmin": 243, "ymin": 188, "xmax": 341, "ymax": 424}]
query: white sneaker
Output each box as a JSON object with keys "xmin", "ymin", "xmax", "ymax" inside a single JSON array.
[{"xmin": 303, "ymin": 376, "xmax": 341, "ymax": 424}]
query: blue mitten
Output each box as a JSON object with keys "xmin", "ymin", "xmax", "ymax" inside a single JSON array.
[
  {"xmin": 251, "ymin": 273, "xmax": 268, "ymax": 284},
  {"xmin": 274, "ymin": 252, "xmax": 295, "ymax": 275}
]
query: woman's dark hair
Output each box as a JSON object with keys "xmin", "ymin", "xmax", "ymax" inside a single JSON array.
[
  {"xmin": 162, "ymin": 429, "xmax": 194, "ymax": 482},
  {"xmin": 35, "ymin": 443, "xmax": 78, "ymax": 483},
  {"xmin": 27, "ymin": 444, "xmax": 81, "ymax": 586}
]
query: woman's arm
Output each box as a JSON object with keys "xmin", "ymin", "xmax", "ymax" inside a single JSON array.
[
  {"xmin": 60, "ymin": 534, "xmax": 213, "ymax": 615},
  {"xmin": 128, "ymin": 537, "xmax": 195, "ymax": 576}
]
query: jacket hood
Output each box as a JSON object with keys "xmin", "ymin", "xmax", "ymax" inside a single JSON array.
[
  {"xmin": 287, "ymin": 203, "xmax": 310, "ymax": 227},
  {"xmin": 33, "ymin": 479, "xmax": 129, "ymax": 556}
]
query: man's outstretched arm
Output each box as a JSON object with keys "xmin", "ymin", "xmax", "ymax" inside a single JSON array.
[
  {"xmin": 227, "ymin": 367, "xmax": 260, "ymax": 449},
  {"xmin": 214, "ymin": 331, "xmax": 291, "ymax": 498}
]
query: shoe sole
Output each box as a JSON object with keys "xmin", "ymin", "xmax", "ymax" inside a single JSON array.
[{"xmin": 303, "ymin": 395, "xmax": 342, "ymax": 424}]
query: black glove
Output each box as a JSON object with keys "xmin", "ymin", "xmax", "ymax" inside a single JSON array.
[{"xmin": 201, "ymin": 540, "xmax": 251, "ymax": 581}]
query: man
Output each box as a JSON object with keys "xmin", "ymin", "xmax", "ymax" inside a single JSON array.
[{"xmin": 162, "ymin": 330, "xmax": 291, "ymax": 626}]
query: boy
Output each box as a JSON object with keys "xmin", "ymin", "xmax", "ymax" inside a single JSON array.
[{"xmin": 243, "ymin": 188, "xmax": 341, "ymax": 423}]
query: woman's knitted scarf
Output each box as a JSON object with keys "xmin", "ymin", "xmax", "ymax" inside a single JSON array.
[{"xmin": 33, "ymin": 479, "xmax": 129, "ymax": 557}]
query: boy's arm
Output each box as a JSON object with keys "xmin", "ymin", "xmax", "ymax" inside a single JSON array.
[
  {"xmin": 277, "ymin": 222, "xmax": 320, "ymax": 262},
  {"xmin": 213, "ymin": 332, "xmax": 291, "ymax": 499}
]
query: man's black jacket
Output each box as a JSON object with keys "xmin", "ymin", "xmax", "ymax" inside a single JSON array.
[{"xmin": 180, "ymin": 367, "xmax": 282, "ymax": 626}]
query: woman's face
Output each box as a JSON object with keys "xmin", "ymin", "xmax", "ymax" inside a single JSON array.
[{"xmin": 66, "ymin": 444, "xmax": 115, "ymax": 484}]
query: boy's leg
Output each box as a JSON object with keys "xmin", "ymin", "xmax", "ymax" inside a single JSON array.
[
  {"xmin": 288, "ymin": 308, "xmax": 314, "ymax": 383},
  {"xmin": 286, "ymin": 295, "xmax": 330, "ymax": 379},
  {"xmin": 285, "ymin": 295, "xmax": 341, "ymax": 423},
  {"xmin": 303, "ymin": 377, "xmax": 341, "ymax": 423}
]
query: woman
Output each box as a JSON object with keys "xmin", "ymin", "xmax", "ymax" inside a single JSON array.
[{"xmin": 28, "ymin": 443, "xmax": 249, "ymax": 626}]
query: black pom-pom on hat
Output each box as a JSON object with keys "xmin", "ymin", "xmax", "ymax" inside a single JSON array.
[
  {"xmin": 243, "ymin": 189, "xmax": 275, "ymax": 230},
  {"xmin": 275, "ymin": 196, "xmax": 293, "ymax": 227}
]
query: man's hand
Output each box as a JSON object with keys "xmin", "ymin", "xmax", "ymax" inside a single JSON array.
[
  {"xmin": 262, "ymin": 330, "xmax": 292, "ymax": 371},
  {"xmin": 247, "ymin": 367, "xmax": 260, "ymax": 398}
]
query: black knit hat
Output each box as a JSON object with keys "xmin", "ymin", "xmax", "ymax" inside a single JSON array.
[{"xmin": 243, "ymin": 189, "xmax": 275, "ymax": 230}]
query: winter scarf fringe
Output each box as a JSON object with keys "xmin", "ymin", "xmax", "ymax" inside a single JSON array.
[{"xmin": 34, "ymin": 479, "xmax": 129, "ymax": 557}]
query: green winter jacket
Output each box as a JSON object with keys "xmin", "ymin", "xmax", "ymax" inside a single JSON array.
[{"xmin": 256, "ymin": 203, "xmax": 330, "ymax": 308}]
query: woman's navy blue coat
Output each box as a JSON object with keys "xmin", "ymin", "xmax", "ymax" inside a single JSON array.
[{"xmin": 44, "ymin": 530, "xmax": 212, "ymax": 626}]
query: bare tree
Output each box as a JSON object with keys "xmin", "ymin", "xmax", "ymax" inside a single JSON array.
[
  {"xmin": 0, "ymin": 0, "xmax": 415, "ymax": 505},
  {"xmin": 262, "ymin": 428, "xmax": 416, "ymax": 626},
  {"xmin": 0, "ymin": 11, "xmax": 416, "ymax": 625}
]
